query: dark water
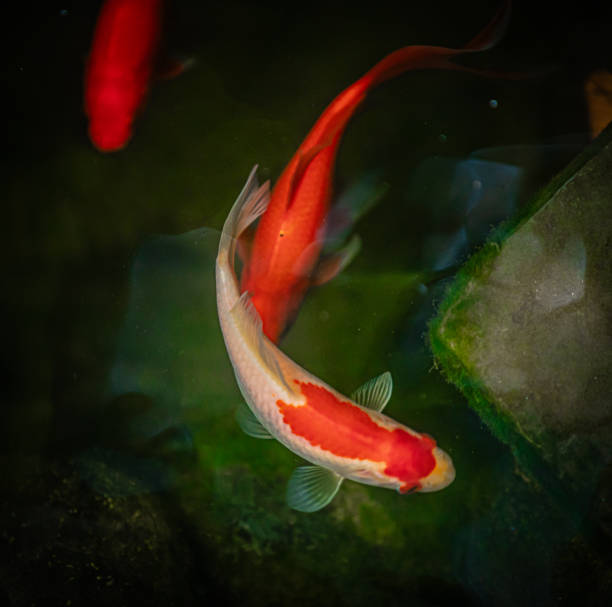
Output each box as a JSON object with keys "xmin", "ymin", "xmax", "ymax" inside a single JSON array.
[{"xmin": 3, "ymin": 1, "xmax": 612, "ymax": 605}]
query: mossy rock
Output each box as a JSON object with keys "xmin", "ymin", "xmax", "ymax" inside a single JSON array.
[{"xmin": 429, "ymin": 123, "xmax": 612, "ymax": 507}]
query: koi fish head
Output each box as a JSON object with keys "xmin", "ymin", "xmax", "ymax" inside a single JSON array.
[
  {"xmin": 386, "ymin": 431, "xmax": 455, "ymax": 494},
  {"xmin": 414, "ymin": 446, "xmax": 455, "ymax": 493}
]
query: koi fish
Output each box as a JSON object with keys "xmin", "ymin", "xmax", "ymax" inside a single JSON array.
[
  {"xmin": 240, "ymin": 1, "xmax": 512, "ymax": 343},
  {"xmin": 216, "ymin": 167, "xmax": 455, "ymax": 512},
  {"xmin": 84, "ymin": 0, "xmax": 163, "ymax": 152}
]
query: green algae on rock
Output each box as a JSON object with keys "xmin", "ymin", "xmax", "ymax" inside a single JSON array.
[{"xmin": 429, "ymin": 124, "xmax": 612, "ymax": 502}]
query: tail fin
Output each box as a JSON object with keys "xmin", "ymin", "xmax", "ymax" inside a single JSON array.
[
  {"xmin": 219, "ymin": 166, "xmax": 271, "ymax": 271},
  {"xmin": 462, "ymin": 0, "xmax": 512, "ymax": 51},
  {"xmin": 362, "ymin": 0, "xmax": 512, "ymax": 88}
]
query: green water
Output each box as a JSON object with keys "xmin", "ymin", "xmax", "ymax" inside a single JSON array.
[{"xmin": 3, "ymin": 1, "xmax": 611, "ymax": 605}]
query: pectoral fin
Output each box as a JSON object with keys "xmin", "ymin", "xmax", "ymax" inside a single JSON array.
[
  {"xmin": 286, "ymin": 465, "xmax": 344, "ymax": 512},
  {"xmin": 235, "ymin": 403, "xmax": 273, "ymax": 439},
  {"xmin": 323, "ymin": 175, "xmax": 389, "ymax": 249},
  {"xmin": 350, "ymin": 371, "xmax": 393, "ymax": 412},
  {"xmin": 155, "ymin": 55, "xmax": 196, "ymax": 80},
  {"xmin": 311, "ymin": 234, "xmax": 362, "ymax": 286}
]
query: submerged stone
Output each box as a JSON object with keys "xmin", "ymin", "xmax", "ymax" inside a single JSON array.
[{"xmin": 430, "ymin": 124, "xmax": 612, "ymax": 506}]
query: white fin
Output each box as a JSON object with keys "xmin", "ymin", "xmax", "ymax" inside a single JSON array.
[
  {"xmin": 311, "ymin": 234, "xmax": 362, "ymax": 286},
  {"xmin": 286, "ymin": 465, "xmax": 344, "ymax": 513},
  {"xmin": 350, "ymin": 371, "xmax": 393, "ymax": 412},
  {"xmin": 235, "ymin": 403, "xmax": 273, "ymax": 439},
  {"xmin": 230, "ymin": 292, "xmax": 295, "ymax": 394},
  {"xmin": 235, "ymin": 179, "xmax": 270, "ymax": 239},
  {"xmin": 219, "ymin": 166, "xmax": 270, "ymax": 266}
]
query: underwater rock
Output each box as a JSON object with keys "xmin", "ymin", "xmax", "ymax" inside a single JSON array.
[
  {"xmin": 0, "ymin": 456, "xmax": 216, "ymax": 606},
  {"xmin": 430, "ymin": 124, "xmax": 612, "ymax": 508},
  {"xmin": 405, "ymin": 140, "xmax": 583, "ymax": 273}
]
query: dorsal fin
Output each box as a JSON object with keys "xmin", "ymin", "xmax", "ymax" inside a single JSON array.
[
  {"xmin": 286, "ymin": 144, "xmax": 328, "ymax": 208},
  {"xmin": 286, "ymin": 103, "xmax": 358, "ymax": 209}
]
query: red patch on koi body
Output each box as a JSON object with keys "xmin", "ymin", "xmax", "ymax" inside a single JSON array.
[
  {"xmin": 276, "ymin": 381, "xmax": 436, "ymax": 488},
  {"xmin": 386, "ymin": 431, "xmax": 436, "ymax": 493}
]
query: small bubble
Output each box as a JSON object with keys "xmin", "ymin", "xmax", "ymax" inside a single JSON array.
[
  {"xmin": 438, "ymin": 133, "xmax": 447, "ymax": 143},
  {"xmin": 472, "ymin": 179, "xmax": 482, "ymax": 190},
  {"xmin": 489, "ymin": 99, "xmax": 499, "ymax": 109},
  {"xmin": 59, "ymin": 8, "xmax": 68, "ymax": 16},
  {"xmin": 319, "ymin": 310, "xmax": 330, "ymax": 322}
]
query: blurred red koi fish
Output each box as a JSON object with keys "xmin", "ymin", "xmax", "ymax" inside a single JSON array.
[
  {"xmin": 240, "ymin": 1, "xmax": 512, "ymax": 342},
  {"xmin": 84, "ymin": 0, "xmax": 163, "ymax": 152}
]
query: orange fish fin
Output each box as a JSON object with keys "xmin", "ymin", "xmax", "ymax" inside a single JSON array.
[
  {"xmin": 287, "ymin": 103, "xmax": 358, "ymax": 208},
  {"xmin": 287, "ymin": 144, "xmax": 329, "ymax": 205},
  {"xmin": 156, "ymin": 55, "xmax": 196, "ymax": 80},
  {"xmin": 292, "ymin": 239, "xmax": 324, "ymax": 279},
  {"xmin": 311, "ymin": 234, "xmax": 361, "ymax": 286},
  {"xmin": 362, "ymin": 0, "xmax": 513, "ymax": 89},
  {"xmin": 462, "ymin": 0, "xmax": 512, "ymax": 51},
  {"xmin": 323, "ymin": 176, "xmax": 389, "ymax": 248}
]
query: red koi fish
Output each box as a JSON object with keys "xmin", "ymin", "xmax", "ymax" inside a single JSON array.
[
  {"xmin": 240, "ymin": 1, "xmax": 512, "ymax": 342},
  {"xmin": 84, "ymin": 0, "xmax": 163, "ymax": 152},
  {"xmin": 216, "ymin": 167, "xmax": 455, "ymax": 511}
]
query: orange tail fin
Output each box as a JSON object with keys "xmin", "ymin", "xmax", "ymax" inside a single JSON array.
[{"xmin": 362, "ymin": 0, "xmax": 512, "ymax": 89}]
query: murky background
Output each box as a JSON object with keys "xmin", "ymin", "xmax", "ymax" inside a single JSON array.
[{"xmin": 3, "ymin": 1, "xmax": 611, "ymax": 605}]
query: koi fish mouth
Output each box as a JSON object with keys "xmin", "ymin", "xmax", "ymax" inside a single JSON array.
[{"xmin": 417, "ymin": 447, "xmax": 456, "ymax": 493}]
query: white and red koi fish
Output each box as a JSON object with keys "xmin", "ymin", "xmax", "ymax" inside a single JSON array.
[{"xmin": 216, "ymin": 167, "xmax": 455, "ymax": 512}]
